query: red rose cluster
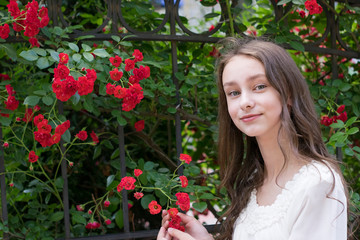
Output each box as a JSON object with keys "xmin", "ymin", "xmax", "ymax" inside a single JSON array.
[
  {"xmin": 175, "ymin": 192, "xmax": 190, "ymax": 212},
  {"xmin": 3, "ymin": 84, "xmax": 19, "ymax": 112},
  {"xmin": 304, "ymin": 0, "xmax": 323, "ymax": 15},
  {"xmin": 148, "ymin": 200, "xmax": 162, "ymax": 215},
  {"xmin": 106, "ymin": 49, "xmax": 150, "ymax": 111},
  {"xmin": 85, "ymin": 221, "xmax": 101, "ymax": 229},
  {"xmin": 52, "ymin": 53, "xmax": 97, "ymax": 102},
  {"xmin": 1, "ymin": 0, "xmax": 49, "ymax": 47},
  {"xmin": 320, "ymin": 105, "xmax": 348, "ymax": 127},
  {"xmin": 168, "ymin": 208, "xmax": 185, "ymax": 232},
  {"xmin": 33, "ymin": 115, "xmax": 70, "ymax": 147},
  {"xmin": 117, "ymin": 176, "xmax": 136, "ymax": 192}
]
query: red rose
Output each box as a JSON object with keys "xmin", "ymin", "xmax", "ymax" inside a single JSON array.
[
  {"xmin": 175, "ymin": 192, "xmax": 190, "ymax": 212},
  {"xmin": 28, "ymin": 151, "xmax": 39, "ymax": 163},
  {"xmin": 106, "ymin": 83, "xmax": 116, "ymax": 95},
  {"xmin": 134, "ymin": 169, "xmax": 143, "ymax": 177},
  {"xmin": 132, "ymin": 49, "xmax": 143, "ymax": 62},
  {"xmin": 125, "ymin": 59, "xmax": 135, "ymax": 71},
  {"xmin": 105, "ymin": 219, "xmax": 112, "ymax": 225},
  {"xmin": 134, "ymin": 192, "xmax": 144, "ymax": 200},
  {"xmin": 114, "ymin": 86, "xmax": 127, "ymax": 99},
  {"xmin": 299, "ymin": 10, "xmax": 306, "ymax": 18},
  {"xmin": 336, "ymin": 105, "xmax": 345, "ymax": 113},
  {"xmin": 148, "ymin": 200, "xmax": 162, "ymax": 215},
  {"xmin": 179, "ymin": 153, "xmax": 192, "ymax": 164},
  {"xmin": 85, "ymin": 221, "xmax": 101, "ymax": 229},
  {"xmin": 51, "ymin": 133, "xmax": 62, "ymax": 144},
  {"xmin": 0, "ymin": 24, "xmax": 10, "ymax": 40},
  {"xmin": 33, "ymin": 114, "xmax": 45, "ymax": 126},
  {"xmin": 168, "ymin": 208, "xmax": 179, "ymax": 218},
  {"xmin": 179, "ymin": 176, "xmax": 188, "ymax": 188},
  {"xmin": 77, "ymin": 76, "xmax": 94, "ymax": 96},
  {"xmin": 59, "ymin": 53, "xmax": 69, "ymax": 64},
  {"xmin": 54, "ymin": 64, "xmax": 70, "ymax": 80},
  {"xmin": 104, "ymin": 200, "xmax": 110, "ymax": 208},
  {"xmin": 76, "ymin": 131, "xmax": 88, "ymax": 141},
  {"xmin": 7, "ymin": 0, "xmax": 20, "ymax": 17},
  {"xmin": 3, "ymin": 142, "xmax": 9, "ymax": 148},
  {"xmin": 4, "ymin": 95, "xmax": 19, "ymax": 111},
  {"xmin": 134, "ymin": 120, "xmax": 145, "ymax": 132},
  {"xmin": 208, "ymin": 25, "xmax": 215, "ymax": 31},
  {"xmin": 110, "ymin": 68, "xmax": 123, "ymax": 81},
  {"xmin": 55, "ymin": 120, "xmax": 70, "ymax": 135},
  {"xmin": 110, "ymin": 55, "xmax": 122, "ymax": 67},
  {"xmin": 29, "ymin": 37, "xmax": 40, "ymax": 48},
  {"xmin": 305, "ymin": 0, "xmax": 323, "ymax": 15},
  {"xmin": 5, "ymin": 84, "xmax": 16, "ymax": 95},
  {"xmin": 86, "ymin": 69, "xmax": 97, "ymax": 82},
  {"xmin": 90, "ymin": 131, "xmax": 99, "ymax": 144},
  {"xmin": 22, "ymin": 108, "xmax": 34, "ymax": 122},
  {"xmin": 117, "ymin": 176, "xmax": 136, "ymax": 191},
  {"xmin": 76, "ymin": 205, "xmax": 84, "ymax": 211},
  {"xmin": 169, "ymin": 215, "xmax": 185, "ymax": 232}
]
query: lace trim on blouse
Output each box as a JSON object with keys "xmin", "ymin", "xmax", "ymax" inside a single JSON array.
[{"xmin": 235, "ymin": 161, "xmax": 333, "ymax": 235}]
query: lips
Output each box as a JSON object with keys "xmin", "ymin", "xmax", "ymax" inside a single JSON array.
[{"xmin": 240, "ymin": 114, "xmax": 261, "ymax": 122}]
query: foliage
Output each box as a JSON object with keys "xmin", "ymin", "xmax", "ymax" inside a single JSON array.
[{"xmin": 0, "ymin": 0, "xmax": 359, "ymax": 238}]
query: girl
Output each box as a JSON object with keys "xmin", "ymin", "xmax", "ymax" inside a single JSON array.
[{"xmin": 157, "ymin": 38, "xmax": 348, "ymax": 240}]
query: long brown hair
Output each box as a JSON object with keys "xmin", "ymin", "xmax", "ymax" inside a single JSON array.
[{"xmin": 215, "ymin": 38, "xmax": 349, "ymax": 240}]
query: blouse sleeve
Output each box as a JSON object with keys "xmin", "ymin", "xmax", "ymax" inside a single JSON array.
[{"xmin": 288, "ymin": 179, "xmax": 347, "ymax": 240}]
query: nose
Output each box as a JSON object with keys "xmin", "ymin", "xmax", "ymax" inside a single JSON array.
[{"xmin": 239, "ymin": 92, "xmax": 255, "ymax": 111}]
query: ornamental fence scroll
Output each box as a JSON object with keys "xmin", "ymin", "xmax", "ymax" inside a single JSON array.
[{"xmin": 0, "ymin": 0, "xmax": 360, "ymax": 239}]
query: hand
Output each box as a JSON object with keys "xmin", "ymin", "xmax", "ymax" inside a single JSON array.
[{"xmin": 158, "ymin": 210, "xmax": 213, "ymax": 240}]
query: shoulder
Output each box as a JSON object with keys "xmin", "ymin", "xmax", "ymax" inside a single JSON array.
[{"xmin": 290, "ymin": 160, "xmax": 346, "ymax": 201}]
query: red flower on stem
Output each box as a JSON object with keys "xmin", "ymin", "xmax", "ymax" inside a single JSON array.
[
  {"xmin": 132, "ymin": 49, "xmax": 143, "ymax": 62},
  {"xmin": 134, "ymin": 120, "xmax": 145, "ymax": 132},
  {"xmin": 169, "ymin": 215, "xmax": 185, "ymax": 232},
  {"xmin": 110, "ymin": 68, "xmax": 123, "ymax": 81},
  {"xmin": 0, "ymin": 24, "xmax": 10, "ymax": 40},
  {"xmin": 104, "ymin": 200, "xmax": 110, "ymax": 208},
  {"xmin": 105, "ymin": 219, "xmax": 112, "ymax": 225},
  {"xmin": 179, "ymin": 153, "xmax": 192, "ymax": 164},
  {"xmin": 59, "ymin": 53, "xmax": 69, "ymax": 64},
  {"xmin": 76, "ymin": 131, "xmax": 88, "ymax": 141},
  {"xmin": 148, "ymin": 200, "xmax": 162, "ymax": 215},
  {"xmin": 305, "ymin": 0, "xmax": 323, "ymax": 15},
  {"xmin": 125, "ymin": 59, "xmax": 135, "ymax": 71},
  {"xmin": 179, "ymin": 176, "xmax": 188, "ymax": 188},
  {"xmin": 28, "ymin": 151, "xmax": 39, "ymax": 163},
  {"xmin": 85, "ymin": 221, "xmax": 101, "ymax": 229},
  {"xmin": 168, "ymin": 208, "xmax": 178, "ymax": 218},
  {"xmin": 110, "ymin": 55, "xmax": 122, "ymax": 67},
  {"xmin": 175, "ymin": 192, "xmax": 190, "ymax": 212},
  {"xmin": 134, "ymin": 192, "xmax": 144, "ymax": 200},
  {"xmin": 134, "ymin": 169, "xmax": 143, "ymax": 177},
  {"xmin": 117, "ymin": 176, "xmax": 136, "ymax": 191},
  {"xmin": 90, "ymin": 131, "xmax": 99, "ymax": 144}
]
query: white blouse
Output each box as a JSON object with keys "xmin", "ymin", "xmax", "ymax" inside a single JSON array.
[{"xmin": 233, "ymin": 161, "xmax": 347, "ymax": 240}]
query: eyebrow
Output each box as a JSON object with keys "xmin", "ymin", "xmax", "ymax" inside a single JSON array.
[{"xmin": 223, "ymin": 73, "xmax": 267, "ymax": 87}]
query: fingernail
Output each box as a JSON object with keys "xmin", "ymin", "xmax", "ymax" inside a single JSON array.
[{"xmin": 168, "ymin": 228, "xmax": 174, "ymax": 233}]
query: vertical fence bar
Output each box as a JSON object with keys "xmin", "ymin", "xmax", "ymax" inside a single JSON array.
[
  {"xmin": 0, "ymin": 127, "xmax": 9, "ymax": 240},
  {"xmin": 58, "ymin": 102, "xmax": 71, "ymax": 239},
  {"xmin": 328, "ymin": 0, "xmax": 343, "ymax": 162},
  {"xmin": 169, "ymin": 0, "xmax": 183, "ymax": 174},
  {"xmin": 118, "ymin": 123, "xmax": 130, "ymax": 234}
]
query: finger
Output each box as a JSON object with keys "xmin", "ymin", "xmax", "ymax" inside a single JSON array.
[
  {"xmin": 176, "ymin": 213, "xmax": 197, "ymax": 224},
  {"xmin": 167, "ymin": 228, "xmax": 194, "ymax": 240},
  {"xmin": 157, "ymin": 227, "xmax": 167, "ymax": 240},
  {"xmin": 162, "ymin": 214, "xmax": 170, "ymax": 226},
  {"xmin": 162, "ymin": 209, "xmax": 168, "ymax": 218}
]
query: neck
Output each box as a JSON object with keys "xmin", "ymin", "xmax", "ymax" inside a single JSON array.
[{"xmin": 256, "ymin": 132, "xmax": 293, "ymax": 181}]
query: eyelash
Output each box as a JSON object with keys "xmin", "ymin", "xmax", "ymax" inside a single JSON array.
[{"xmin": 227, "ymin": 84, "xmax": 267, "ymax": 96}]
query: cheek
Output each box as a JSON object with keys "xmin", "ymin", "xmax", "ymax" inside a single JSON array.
[{"xmin": 226, "ymin": 101, "xmax": 238, "ymax": 120}]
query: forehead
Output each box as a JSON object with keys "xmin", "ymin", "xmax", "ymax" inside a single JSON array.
[{"xmin": 222, "ymin": 55, "xmax": 266, "ymax": 85}]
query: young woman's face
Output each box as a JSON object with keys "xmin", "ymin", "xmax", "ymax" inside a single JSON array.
[{"xmin": 222, "ymin": 55, "xmax": 283, "ymax": 140}]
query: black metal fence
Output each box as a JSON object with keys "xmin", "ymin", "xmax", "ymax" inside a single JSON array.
[{"xmin": 1, "ymin": 0, "xmax": 360, "ymax": 239}]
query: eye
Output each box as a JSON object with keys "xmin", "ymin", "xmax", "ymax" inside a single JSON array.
[
  {"xmin": 254, "ymin": 84, "xmax": 267, "ymax": 91},
  {"xmin": 228, "ymin": 90, "xmax": 240, "ymax": 97}
]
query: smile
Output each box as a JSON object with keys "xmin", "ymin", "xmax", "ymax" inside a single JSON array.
[{"xmin": 240, "ymin": 114, "xmax": 261, "ymax": 122}]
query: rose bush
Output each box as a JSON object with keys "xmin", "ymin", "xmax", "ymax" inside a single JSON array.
[{"xmin": 0, "ymin": 0, "xmax": 359, "ymax": 238}]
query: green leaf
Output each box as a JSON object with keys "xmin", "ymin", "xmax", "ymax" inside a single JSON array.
[
  {"xmin": 345, "ymin": 117, "xmax": 357, "ymax": 127},
  {"xmin": 20, "ymin": 50, "xmax": 39, "ymax": 61},
  {"xmin": 289, "ymin": 41, "xmax": 305, "ymax": 52},
  {"xmin": 107, "ymin": 175, "xmax": 115, "ymax": 187},
  {"xmin": 23, "ymin": 96, "xmax": 40, "ymax": 106},
  {"xmin": 68, "ymin": 43, "xmax": 79, "ymax": 52},
  {"xmin": 62, "ymin": 130, "xmax": 71, "ymax": 143},
  {"xmin": 119, "ymin": 41, "xmax": 132, "ymax": 47},
  {"xmin": 200, "ymin": 193, "xmax": 215, "ymax": 199},
  {"xmin": 42, "ymin": 96, "xmax": 54, "ymax": 106},
  {"xmin": 347, "ymin": 127, "xmax": 359, "ymax": 135},
  {"xmin": 34, "ymin": 90, "xmax": 47, "ymax": 96},
  {"xmin": 36, "ymin": 57, "xmax": 50, "ymax": 69},
  {"xmin": 0, "ymin": 44, "xmax": 17, "ymax": 61},
  {"xmin": 144, "ymin": 161, "xmax": 155, "ymax": 171},
  {"xmin": 83, "ymin": 52, "xmax": 94, "ymax": 62},
  {"xmin": 72, "ymin": 53, "xmax": 82, "ymax": 62},
  {"xmin": 93, "ymin": 48, "xmax": 110, "ymax": 58},
  {"xmin": 167, "ymin": 107, "xmax": 177, "ymax": 114},
  {"xmin": 72, "ymin": 213, "xmax": 86, "ymax": 225},
  {"xmin": 141, "ymin": 194, "xmax": 156, "ymax": 209},
  {"xmin": 55, "ymin": 177, "xmax": 64, "ymax": 189},
  {"xmin": 192, "ymin": 202, "xmax": 207, "ymax": 213},
  {"xmin": 204, "ymin": 13, "xmax": 219, "ymax": 19},
  {"xmin": 111, "ymin": 35, "xmax": 121, "ymax": 42},
  {"xmin": 175, "ymin": 72, "xmax": 185, "ymax": 81},
  {"xmin": 115, "ymin": 210, "xmax": 124, "ymax": 229},
  {"xmin": 75, "ymin": 35, "xmax": 95, "ymax": 41},
  {"xmin": 0, "ymin": 117, "xmax": 11, "ymax": 126},
  {"xmin": 81, "ymin": 43, "xmax": 92, "ymax": 52},
  {"xmin": 111, "ymin": 148, "xmax": 120, "ymax": 160},
  {"xmin": 49, "ymin": 50, "xmax": 59, "ymax": 62},
  {"xmin": 330, "ymin": 121, "xmax": 344, "ymax": 129},
  {"xmin": 117, "ymin": 116, "xmax": 127, "ymax": 126},
  {"xmin": 50, "ymin": 211, "xmax": 64, "ymax": 222},
  {"xmin": 32, "ymin": 48, "xmax": 47, "ymax": 56},
  {"xmin": 277, "ymin": 0, "xmax": 291, "ymax": 5},
  {"xmin": 93, "ymin": 145, "xmax": 102, "ymax": 159}
]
